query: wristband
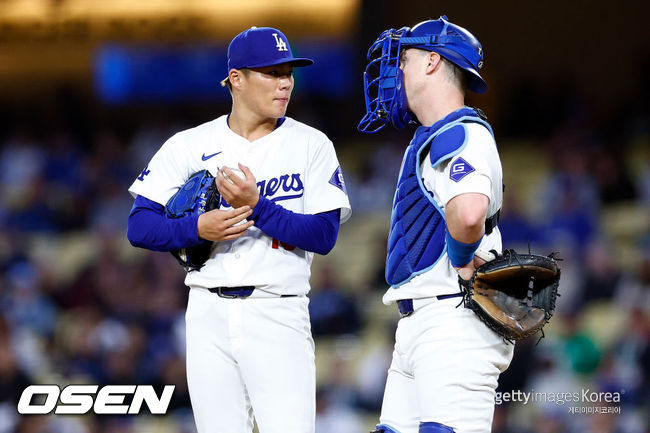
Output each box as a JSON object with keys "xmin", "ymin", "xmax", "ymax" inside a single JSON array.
[{"xmin": 445, "ymin": 230, "xmax": 482, "ymax": 268}]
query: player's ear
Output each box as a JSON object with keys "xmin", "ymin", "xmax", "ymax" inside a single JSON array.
[
  {"xmin": 425, "ymin": 52, "xmax": 442, "ymax": 75},
  {"xmin": 229, "ymin": 69, "xmax": 244, "ymax": 90}
]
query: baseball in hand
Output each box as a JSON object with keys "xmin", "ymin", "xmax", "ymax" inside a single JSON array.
[{"xmin": 221, "ymin": 166, "xmax": 246, "ymax": 183}]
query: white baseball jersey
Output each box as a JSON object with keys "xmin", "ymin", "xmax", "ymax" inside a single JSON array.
[
  {"xmin": 382, "ymin": 122, "xmax": 503, "ymax": 305},
  {"xmin": 129, "ymin": 115, "xmax": 351, "ymax": 295},
  {"xmin": 129, "ymin": 115, "xmax": 350, "ymax": 433}
]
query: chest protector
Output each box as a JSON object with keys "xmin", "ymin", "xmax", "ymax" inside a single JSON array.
[{"xmin": 386, "ymin": 107, "xmax": 494, "ymax": 287}]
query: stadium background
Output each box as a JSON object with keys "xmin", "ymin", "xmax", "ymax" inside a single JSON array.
[{"xmin": 0, "ymin": 0, "xmax": 648, "ymax": 432}]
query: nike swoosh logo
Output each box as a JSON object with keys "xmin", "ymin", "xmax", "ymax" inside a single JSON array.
[{"xmin": 201, "ymin": 151, "xmax": 222, "ymax": 161}]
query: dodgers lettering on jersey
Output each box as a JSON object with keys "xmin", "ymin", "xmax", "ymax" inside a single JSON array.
[
  {"xmin": 129, "ymin": 115, "xmax": 351, "ymax": 296},
  {"xmin": 219, "ymin": 173, "xmax": 304, "ymax": 208},
  {"xmin": 256, "ymin": 173, "xmax": 304, "ymax": 202}
]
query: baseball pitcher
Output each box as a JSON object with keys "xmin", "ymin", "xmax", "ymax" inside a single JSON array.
[{"xmin": 127, "ymin": 27, "xmax": 351, "ymax": 433}]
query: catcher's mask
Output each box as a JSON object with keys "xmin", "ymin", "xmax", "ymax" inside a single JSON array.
[{"xmin": 358, "ymin": 15, "xmax": 487, "ymax": 133}]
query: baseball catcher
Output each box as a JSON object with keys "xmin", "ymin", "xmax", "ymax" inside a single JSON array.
[
  {"xmin": 164, "ymin": 169, "xmax": 220, "ymax": 271},
  {"xmin": 357, "ymin": 14, "xmax": 561, "ymax": 433},
  {"xmin": 460, "ymin": 249, "xmax": 561, "ymax": 342}
]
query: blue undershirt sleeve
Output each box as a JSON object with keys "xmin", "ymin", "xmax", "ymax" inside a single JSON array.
[
  {"xmin": 127, "ymin": 195, "xmax": 202, "ymax": 252},
  {"xmin": 250, "ymin": 195, "xmax": 341, "ymax": 255}
]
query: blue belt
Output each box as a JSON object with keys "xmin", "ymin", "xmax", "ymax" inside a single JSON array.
[
  {"xmin": 208, "ymin": 286, "xmax": 255, "ymax": 298},
  {"xmin": 208, "ymin": 286, "xmax": 297, "ymax": 299},
  {"xmin": 397, "ymin": 293, "xmax": 463, "ymax": 317}
]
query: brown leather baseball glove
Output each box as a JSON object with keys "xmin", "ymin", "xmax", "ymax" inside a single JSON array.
[{"xmin": 459, "ymin": 249, "xmax": 561, "ymax": 343}]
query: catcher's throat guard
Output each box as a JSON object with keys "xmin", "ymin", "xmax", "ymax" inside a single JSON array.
[
  {"xmin": 460, "ymin": 250, "xmax": 561, "ymax": 343},
  {"xmin": 165, "ymin": 170, "xmax": 220, "ymax": 272}
]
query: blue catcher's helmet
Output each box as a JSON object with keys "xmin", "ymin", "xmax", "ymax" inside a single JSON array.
[{"xmin": 358, "ymin": 16, "xmax": 486, "ymax": 133}]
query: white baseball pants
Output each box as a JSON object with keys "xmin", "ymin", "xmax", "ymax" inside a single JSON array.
[
  {"xmin": 185, "ymin": 288, "xmax": 315, "ymax": 433},
  {"xmin": 379, "ymin": 297, "xmax": 514, "ymax": 433}
]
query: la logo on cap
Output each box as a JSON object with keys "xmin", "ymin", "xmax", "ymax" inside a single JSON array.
[{"xmin": 272, "ymin": 33, "xmax": 288, "ymax": 52}]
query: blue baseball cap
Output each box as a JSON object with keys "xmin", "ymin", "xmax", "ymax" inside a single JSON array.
[
  {"xmin": 404, "ymin": 17, "xmax": 487, "ymax": 94},
  {"xmin": 223, "ymin": 27, "xmax": 313, "ymax": 83}
]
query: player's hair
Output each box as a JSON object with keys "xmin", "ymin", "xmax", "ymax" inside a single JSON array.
[
  {"xmin": 220, "ymin": 77, "xmax": 232, "ymax": 90},
  {"xmin": 220, "ymin": 69, "xmax": 250, "ymax": 92},
  {"xmin": 441, "ymin": 57, "xmax": 468, "ymax": 95}
]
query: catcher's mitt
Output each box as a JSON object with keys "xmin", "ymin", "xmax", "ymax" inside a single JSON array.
[
  {"xmin": 165, "ymin": 170, "xmax": 220, "ymax": 272},
  {"xmin": 460, "ymin": 249, "xmax": 560, "ymax": 343}
]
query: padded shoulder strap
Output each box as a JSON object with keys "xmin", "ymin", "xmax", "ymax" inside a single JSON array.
[
  {"xmin": 422, "ymin": 115, "xmax": 494, "ymax": 168},
  {"xmin": 429, "ymin": 123, "xmax": 467, "ymax": 168}
]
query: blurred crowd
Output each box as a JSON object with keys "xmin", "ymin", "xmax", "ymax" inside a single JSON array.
[{"xmin": 0, "ymin": 80, "xmax": 649, "ymax": 433}]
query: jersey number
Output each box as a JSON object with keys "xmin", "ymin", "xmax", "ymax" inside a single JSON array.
[{"xmin": 271, "ymin": 238, "xmax": 295, "ymax": 251}]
